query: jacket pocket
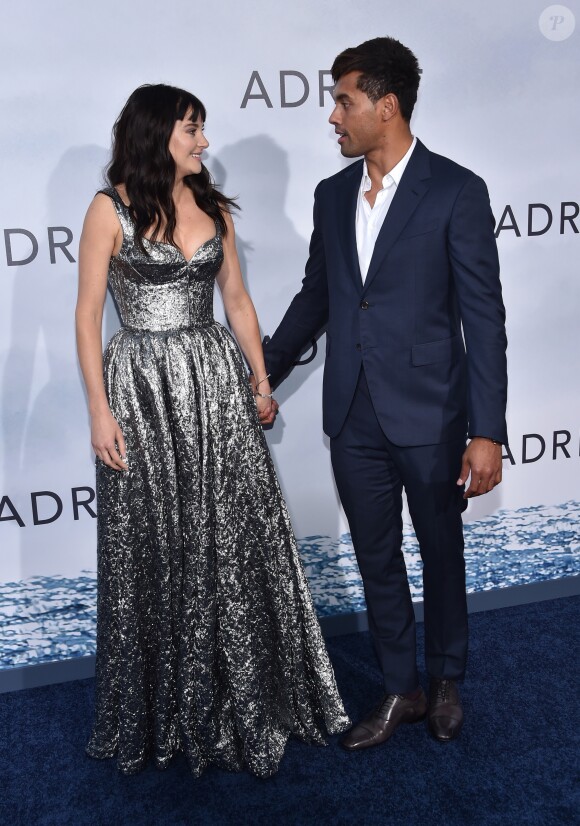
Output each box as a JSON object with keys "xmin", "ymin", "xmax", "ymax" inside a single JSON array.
[
  {"xmin": 411, "ymin": 335, "xmax": 459, "ymax": 366},
  {"xmin": 399, "ymin": 219, "xmax": 439, "ymax": 240}
]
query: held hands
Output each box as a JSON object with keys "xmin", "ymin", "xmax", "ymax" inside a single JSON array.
[
  {"xmin": 457, "ymin": 437, "xmax": 503, "ymax": 499},
  {"xmin": 91, "ymin": 409, "xmax": 128, "ymax": 471},
  {"xmin": 249, "ymin": 374, "xmax": 279, "ymax": 426}
]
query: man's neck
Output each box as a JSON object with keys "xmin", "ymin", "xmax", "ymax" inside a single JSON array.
[{"xmin": 364, "ymin": 131, "xmax": 414, "ymax": 190}]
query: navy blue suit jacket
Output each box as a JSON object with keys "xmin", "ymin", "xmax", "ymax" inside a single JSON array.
[{"xmin": 265, "ymin": 139, "xmax": 508, "ymax": 447}]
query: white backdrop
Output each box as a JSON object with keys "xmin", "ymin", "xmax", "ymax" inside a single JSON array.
[{"xmin": 1, "ymin": 0, "xmax": 578, "ymax": 668}]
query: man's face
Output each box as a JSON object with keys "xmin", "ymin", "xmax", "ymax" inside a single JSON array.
[{"xmin": 329, "ymin": 71, "xmax": 383, "ymax": 158}]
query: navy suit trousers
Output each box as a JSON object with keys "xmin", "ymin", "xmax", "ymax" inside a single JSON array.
[{"xmin": 330, "ymin": 369, "xmax": 469, "ymax": 693}]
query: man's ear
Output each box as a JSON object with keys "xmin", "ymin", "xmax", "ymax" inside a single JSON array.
[{"xmin": 380, "ymin": 93, "xmax": 399, "ymax": 122}]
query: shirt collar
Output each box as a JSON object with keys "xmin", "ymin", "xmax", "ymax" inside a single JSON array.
[{"xmin": 361, "ymin": 136, "xmax": 417, "ymax": 193}]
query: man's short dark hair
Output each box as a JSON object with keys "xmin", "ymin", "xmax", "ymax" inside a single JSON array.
[{"xmin": 331, "ymin": 37, "xmax": 421, "ymax": 122}]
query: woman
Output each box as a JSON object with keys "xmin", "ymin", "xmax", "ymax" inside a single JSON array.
[{"xmin": 75, "ymin": 84, "xmax": 348, "ymax": 779}]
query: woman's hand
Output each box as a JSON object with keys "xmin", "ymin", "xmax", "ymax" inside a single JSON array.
[
  {"xmin": 251, "ymin": 376, "xmax": 278, "ymax": 426},
  {"xmin": 255, "ymin": 393, "xmax": 276, "ymax": 425},
  {"xmin": 91, "ymin": 409, "xmax": 128, "ymax": 471}
]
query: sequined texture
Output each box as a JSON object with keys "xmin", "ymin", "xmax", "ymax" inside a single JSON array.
[{"xmin": 86, "ymin": 188, "xmax": 349, "ymax": 778}]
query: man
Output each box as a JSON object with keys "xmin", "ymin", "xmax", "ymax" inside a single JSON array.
[{"xmin": 263, "ymin": 37, "xmax": 507, "ymax": 747}]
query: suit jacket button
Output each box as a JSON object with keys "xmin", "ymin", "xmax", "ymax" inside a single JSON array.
[
  {"xmin": 356, "ymin": 343, "xmax": 361, "ymax": 351},
  {"xmin": 360, "ymin": 300, "xmax": 369, "ymax": 310}
]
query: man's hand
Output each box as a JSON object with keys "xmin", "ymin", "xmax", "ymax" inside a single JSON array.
[{"xmin": 457, "ymin": 437, "xmax": 503, "ymax": 499}]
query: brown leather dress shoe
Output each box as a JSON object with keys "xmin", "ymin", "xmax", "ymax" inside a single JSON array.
[
  {"xmin": 341, "ymin": 690, "xmax": 427, "ymax": 751},
  {"xmin": 428, "ymin": 678, "xmax": 464, "ymax": 742}
]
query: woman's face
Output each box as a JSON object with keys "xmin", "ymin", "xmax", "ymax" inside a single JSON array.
[{"xmin": 168, "ymin": 108, "xmax": 209, "ymax": 180}]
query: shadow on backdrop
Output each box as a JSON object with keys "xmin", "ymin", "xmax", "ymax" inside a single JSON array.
[{"xmin": 1, "ymin": 145, "xmax": 113, "ymax": 580}]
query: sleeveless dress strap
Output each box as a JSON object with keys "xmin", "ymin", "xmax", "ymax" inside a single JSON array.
[{"xmin": 98, "ymin": 186, "xmax": 135, "ymax": 244}]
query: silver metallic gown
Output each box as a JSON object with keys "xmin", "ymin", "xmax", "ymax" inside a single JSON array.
[{"xmin": 86, "ymin": 188, "xmax": 349, "ymax": 778}]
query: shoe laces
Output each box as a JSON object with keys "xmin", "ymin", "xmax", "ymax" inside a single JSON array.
[
  {"xmin": 434, "ymin": 680, "xmax": 451, "ymax": 703},
  {"xmin": 377, "ymin": 693, "xmax": 402, "ymax": 720}
]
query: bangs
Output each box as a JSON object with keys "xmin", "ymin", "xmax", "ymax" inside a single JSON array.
[{"xmin": 176, "ymin": 92, "xmax": 206, "ymax": 124}]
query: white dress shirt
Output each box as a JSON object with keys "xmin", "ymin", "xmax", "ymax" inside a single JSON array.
[{"xmin": 356, "ymin": 136, "xmax": 417, "ymax": 283}]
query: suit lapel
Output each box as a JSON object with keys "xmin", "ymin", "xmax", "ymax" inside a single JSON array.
[
  {"xmin": 362, "ymin": 140, "xmax": 432, "ymax": 293},
  {"xmin": 336, "ymin": 160, "xmax": 363, "ymax": 290}
]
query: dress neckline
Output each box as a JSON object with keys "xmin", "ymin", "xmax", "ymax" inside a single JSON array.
[
  {"xmin": 146, "ymin": 232, "xmax": 219, "ymax": 264},
  {"xmin": 108, "ymin": 186, "xmax": 220, "ymax": 263}
]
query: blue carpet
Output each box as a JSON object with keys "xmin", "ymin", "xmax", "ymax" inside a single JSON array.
[{"xmin": 1, "ymin": 597, "xmax": 578, "ymax": 826}]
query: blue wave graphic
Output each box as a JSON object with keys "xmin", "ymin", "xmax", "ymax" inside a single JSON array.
[
  {"xmin": 1, "ymin": 501, "xmax": 578, "ymax": 668},
  {"xmin": 0, "ymin": 573, "xmax": 97, "ymax": 668}
]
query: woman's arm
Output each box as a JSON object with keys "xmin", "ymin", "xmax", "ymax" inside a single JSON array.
[
  {"xmin": 216, "ymin": 211, "xmax": 275, "ymax": 424},
  {"xmin": 75, "ymin": 193, "xmax": 128, "ymax": 470}
]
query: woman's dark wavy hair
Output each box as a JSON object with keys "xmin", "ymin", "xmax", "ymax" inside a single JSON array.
[
  {"xmin": 107, "ymin": 84, "xmax": 238, "ymax": 251},
  {"xmin": 331, "ymin": 37, "xmax": 421, "ymax": 122}
]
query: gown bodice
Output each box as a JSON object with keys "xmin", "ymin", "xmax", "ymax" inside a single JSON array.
[{"xmin": 102, "ymin": 187, "xmax": 224, "ymax": 332}]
